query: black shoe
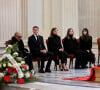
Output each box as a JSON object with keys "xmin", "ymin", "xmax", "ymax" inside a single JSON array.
[
  {"xmin": 39, "ymin": 69, "xmax": 45, "ymax": 73},
  {"xmin": 64, "ymin": 69, "xmax": 69, "ymax": 71},
  {"xmin": 60, "ymin": 69, "xmax": 63, "ymax": 71},
  {"xmin": 45, "ymin": 69, "xmax": 51, "ymax": 73}
]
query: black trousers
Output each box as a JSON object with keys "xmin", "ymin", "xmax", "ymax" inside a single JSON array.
[
  {"xmin": 84, "ymin": 51, "xmax": 95, "ymax": 64},
  {"xmin": 67, "ymin": 50, "xmax": 87, "ymax": 68},
  {"xmin": 18, "ymin": 51, "xmax": 34, "ymax": 71},
  {"xmin": 52, "ymin": 51, "xmax": 67, "ymax": 65},
  {"xmin": 32, "ymin": 52, "xmax": 53, "ymax": 70}
]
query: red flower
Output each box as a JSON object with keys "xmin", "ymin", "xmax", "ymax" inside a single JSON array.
[
  {"xmin": 0, "ymin": 69, "xmax": 2, "ymax": 72},
  {"xmin": 4, "ymin": 75, "xmax": 11, "ymax": 82},
  {"xmin": 14, "ymin": 68, "xmax": 17, "ymax": 74},
  {"xmin": 21, "ymin": 65, "xmax": 28, "ymax": 70},
  {"xmin": 17, "ymin": 78, "xmax": 24, "ymax": 84},
  {"xmin": 8, "ymin": 67, "xmax": 13, "ymax": 73},
  {"xmin": 30, "ymin": 74, "xmax": 33, "ymax": 79}
]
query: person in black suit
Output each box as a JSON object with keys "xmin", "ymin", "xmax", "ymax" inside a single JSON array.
[
  {"xmin": 63, "ymin": 28, "xmax": 87, "ymax": 69},
  {"xmin": 28, "ymin": 26, "xmax": 53, "ymax": 73},
  {"xmin": 79, "ymin": 28, "xmax": 95, "ymax": 67},
  {"xmin": 48, "ymin": 27, "xmax": 68, "ymax": 71},
  {"xmin": 11, "ymin": 32, "xmax": 34, "ymax": 74}
]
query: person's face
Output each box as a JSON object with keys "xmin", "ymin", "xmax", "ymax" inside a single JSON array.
[
  {"xmin": 33, "ymin": 28, "xmax": 39, "ymax": 35},
  {"xmin": 53, "ymin": 29, "xmax": 58, "ymax": 35},
  {"xmin": 16, "ymin": 34, "xmax": 22, "ymax": 41},
  {"xmin": 83, "ymin": 30, "xmax": 87, "ymax": 35},
  {"xmin": 69, "ymin": 29, "xmax": 74, "ymax": 35}
]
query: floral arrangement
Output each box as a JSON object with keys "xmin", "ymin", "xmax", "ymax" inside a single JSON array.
[{"xmin": 0, "ymin": 43, "xmax": 36, "ymax": 84}]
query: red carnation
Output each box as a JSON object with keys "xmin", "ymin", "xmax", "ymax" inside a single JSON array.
[
  {"xmin": 14, "ymin": 68, "xmax": 18, "ymax": 74},
  {"xmin": 30, "ymin": 74, "xmax": 33, "ymax": 79},
  {"xmin": 21, "ymin": 65, "xmax": 27, "ymax": 70},
  {"xmin": 4, "ymin": 75, "xmax": 11, "ymax": 82},
  {"xmin": 17, "ymin": 78, "xmax": 24, "ymax": 84},
  {"xmin": 8, "ymin": 67, "xmax": 13, "ymax": 73},
  {"xmin": 0, "ymin": 69, "xmax": 2, "ymax": 72}
]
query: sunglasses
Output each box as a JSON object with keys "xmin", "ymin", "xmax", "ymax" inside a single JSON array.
[{"xmin": 17, "ymin": 36, "xmax": 22, "ymax": 38}]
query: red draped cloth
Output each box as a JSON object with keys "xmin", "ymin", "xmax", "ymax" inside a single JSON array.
[{"xmin": 63, "ymin": 66, "xmax": 100, "ymax": 81}]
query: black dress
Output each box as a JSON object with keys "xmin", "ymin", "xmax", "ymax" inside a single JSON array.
[
  {"xmin": 79, "ymin": 36, "xmax": 94, "ymax": 64},
  {"xmin": 48, "ymin": 35, "xmax": 67, "ymax": 65},
  {"xmin": 11, "ymin": 36, "xmax": 33, "ymax": 71},
  {"xmin": 63, "ymin": 37, "xmax": 87, "ymax": 68}
]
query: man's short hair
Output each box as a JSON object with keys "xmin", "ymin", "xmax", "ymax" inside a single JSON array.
[{"xmin": 32, "ymin": 26, "xmax": 39, "ymax": 30}]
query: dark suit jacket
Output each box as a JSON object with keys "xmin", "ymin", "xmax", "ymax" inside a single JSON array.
[
  {"xmin": 28, "ymin": 35, "xmax": 46, "ymax": 54},
  {"xmin": 48, "ymin": 35, "xmax": 62, "ymax": 53}
]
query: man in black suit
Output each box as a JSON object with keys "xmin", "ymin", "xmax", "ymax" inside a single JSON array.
[
  {"xmin": 28, "ymin": 26, "xmax": 53, "ymax": 73},
  {"xmin": 11, "ymin": 32, "xmax": 35, "ymax": 74}
]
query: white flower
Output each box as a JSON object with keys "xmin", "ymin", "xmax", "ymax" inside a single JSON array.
[
  {"xmin": 13, "ymin": 52, "xmax": 18, "ymax": 56},
  {"xmin": 25, "ymin": 72, "xmax": 30, "ymax": 78},
  {"xmin": 18, "ymin": 74, "xmax": 24, "ymax": 78},
  {"xmin": 0, "ymin": 64, "xmax": 2, "ymax": 68},
  {"xmin": 16, "ymin": 57, "xmax": 22, "ymax": 62},
  {"xmin": 21, "ymin": 61, "xmax": 25, "ymax": 65},
  {"xmin": 0, "ymin": 73, "xmax": 4, "ymax": 78},
  {"xmin": 8, "ymin": 63, "xmax": 13, "ymax": 67},
  {"xmin": 18, "ymin": 63, "xmax": 21, "ymax": 66},
  {"xmin": 8, "ymin": 45, "xmax": 12, "ymax": 48},
  {"xmin": 3, "ymin": 64, "xmax": 6, "ymax": 67},
  {"xmin": 22, "ymin": 68, "xmax": 25, "ymax": 71}
]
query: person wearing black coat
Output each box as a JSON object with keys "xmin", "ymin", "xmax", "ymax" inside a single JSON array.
[
  {"xmin": 48, "ymin": 27, "xmax": 68, "ymax": 71},
  {"xmin": 28, "ymin": 26, "xmax": 53, "ymax": 73},
  {"xmin": 63, "ymin": 28, "xmax": 87, "ymax": 69},
  {"xmin": 79, "ymin": 28, "xmax": 95, "ymax": 67},
  {"xmin": 11, "ymin": 32, "xmax": 34, "ymax": 74}
]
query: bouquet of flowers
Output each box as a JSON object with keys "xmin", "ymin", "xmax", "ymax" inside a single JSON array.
[{"xmin": 0, "ymin": 43, "xmax": 36, "ymax": 84}]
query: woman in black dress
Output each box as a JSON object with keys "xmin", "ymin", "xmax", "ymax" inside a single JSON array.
[
  {"xmin": 48, "ymin": 27, "xmax": 68, "ymax": 71},
  {"xmin": 63, "ymin": 28, "xmax": 87, "ymax": 69},
  {"xmin": 79, "ymin": 28, "xmax": 95, "ymax": 67}
]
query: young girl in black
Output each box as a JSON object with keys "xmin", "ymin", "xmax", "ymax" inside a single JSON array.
[{"xmin": 79, "ymin": 28, "xmax": 95, "ymax": 67}]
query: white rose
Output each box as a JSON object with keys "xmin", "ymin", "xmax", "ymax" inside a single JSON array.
[
  {"xmin": 8, "ymin": 45, "xmax": 12, "ymax": 48},
  {"xmin": 3, "ymin": 64, "xmax": 6, "ymax": 67},
  {"xmin": 18, "ymin": 74, "xmax": 24, "ymax": 78},
  {"xmin": 0, "ymin": 73, "xmax": 4, "ymax": 78},
  {"xmin": 18, "ymin": 63, "xmax": 21, "ymax": 66},
  {"xmin": 13, "ymin": 52, "xmax": 18, "ymax": 56},
  {"xmin": 21, "ymin": 61, "xmax": 25, "ymax": 65},
  {"xmin": 22, "ymin": 68, "xmax": 25, "ymax": 71},
  {"xmin": 16, "ymin": 57, "xmax": 22, "ymax": 62},
  {"xmin": 8, "ymin": 63, "xmax": 13, "ymax": 67},
  {"xmin": 25, "ymin": 72, "xmax": 30, "ymax": 78}
]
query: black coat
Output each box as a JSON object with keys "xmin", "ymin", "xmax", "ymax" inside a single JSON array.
[
  {"xmin": 28, "ymin": 35, "xmax": 46, "ymax": 54},
  {"xmin": 11, "ymin": 36, "xmax": 25, "ymax": 53},
  {"xmin": 48, "ymin": 35, "xmax": 62, "ymax": 53},
  {"xmin": 79, "ymin": 36, "xmax": 92, "ymax": 51},
  {"xmin": 63, "ymin": 37, "xmax": 78, "ymax": 53}
]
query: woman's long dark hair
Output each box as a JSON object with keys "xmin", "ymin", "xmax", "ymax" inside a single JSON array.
[
  {"xmin": 81, "ymin": 28, "xmax": 90, "ymax": 40},
  {"xmin": 66, "ymin": 28, "xmax": 74, "ymax": 39},
  {"xmin": 50, "ymin": 27, "xmax": 57, "ymax": 37}
]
